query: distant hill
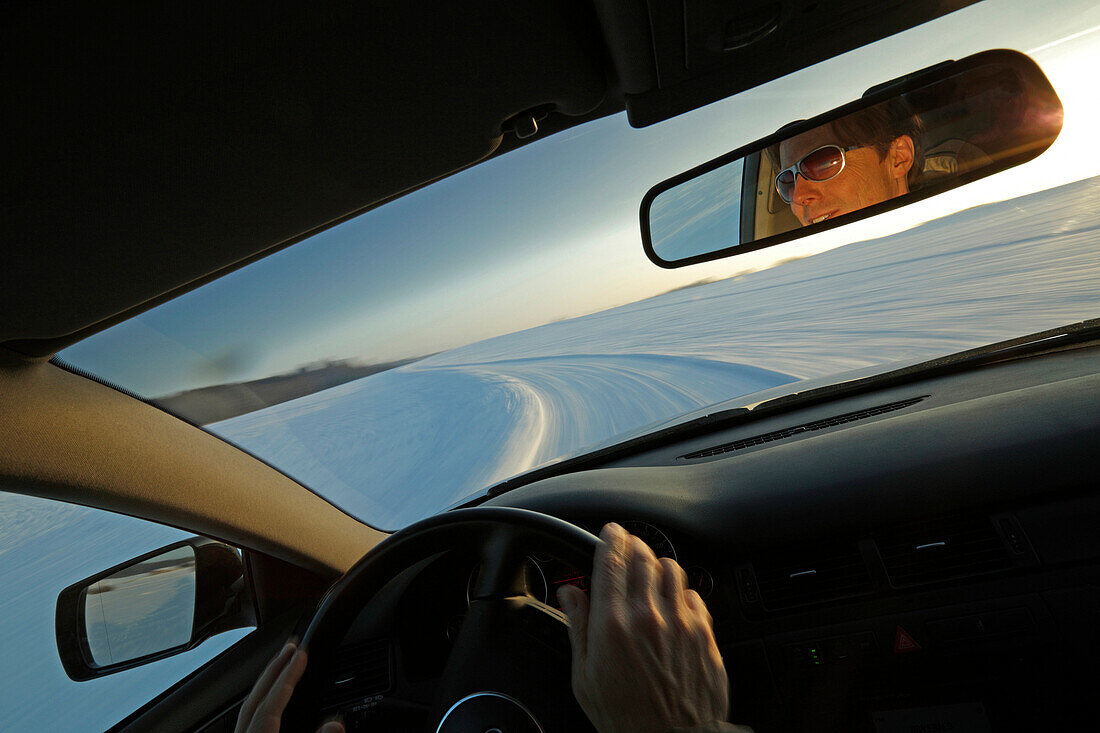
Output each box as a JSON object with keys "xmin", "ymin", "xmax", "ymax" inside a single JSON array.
[{"xmin": 154, "ymin": 358, "xmax": 423, "ymax": 425}]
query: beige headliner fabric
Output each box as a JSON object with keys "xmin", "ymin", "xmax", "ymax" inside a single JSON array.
[{"xmin": 0, "ymin": 353, "xmax": 385, "ymax": 574}]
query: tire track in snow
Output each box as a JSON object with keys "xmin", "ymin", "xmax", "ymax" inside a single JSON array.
[
  {"xmin": 214, "ymin": 354, "xmax": 795, "ymax": 528},
  {"xmin": 407, "ymin": 353, "xmax": 796, "ymax": 498}
]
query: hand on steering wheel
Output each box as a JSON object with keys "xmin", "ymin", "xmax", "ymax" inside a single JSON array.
[
  {"xmin": 244, "ymin": 508, "xmax": 738, "ymax": 731},
  {"xmin": 234, "ymin": 640, "xmax": 344, "ymax": 733},
  {"xmin": 558, "ymin": 522, "xmax": 730, "ymax": 733}
]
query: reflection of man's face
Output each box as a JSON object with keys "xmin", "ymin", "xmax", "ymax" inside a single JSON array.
[{"xmin": 779, "ymin": 125, "xmax": 913, "ymax": 226}]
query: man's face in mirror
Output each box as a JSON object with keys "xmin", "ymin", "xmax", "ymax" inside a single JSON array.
[{"xmin": 778, "ymin": 124, "xmax": 916, "ymax": 227}]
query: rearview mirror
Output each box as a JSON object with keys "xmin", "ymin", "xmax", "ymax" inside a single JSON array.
[
  {"xmin": 642, "ymin": 49, "xmax": 1063, "ymax": 267},
  {"xmin": 56, "ymin": 537, "xmax": 255, "ymax": 680}
]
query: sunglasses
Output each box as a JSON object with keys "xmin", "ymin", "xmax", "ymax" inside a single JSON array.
[{"xmin": 774, "ymin": 144, "xmax": 862, "ymax": 204}]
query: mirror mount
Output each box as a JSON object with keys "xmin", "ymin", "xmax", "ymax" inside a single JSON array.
[
  {"xmin": 55, "ymin": 537, "xmax": 255, "ymax": 681},
  {"xmin": 862, "ymin": 59, "xmax": 955, "ymax": 99}
]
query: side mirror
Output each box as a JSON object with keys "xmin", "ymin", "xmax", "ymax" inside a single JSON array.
[
  {"xmin": 55, "ymin": 537, "xmax": 255, "ymax": 681},
  {"xmin": 641, "ymin": 49, "xmax": 1063, "ymax": 267}
]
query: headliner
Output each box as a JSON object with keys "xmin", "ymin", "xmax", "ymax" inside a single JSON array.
[{"xmin": 2, "ymin": 1, "xmax": 975, "ymax": 357}]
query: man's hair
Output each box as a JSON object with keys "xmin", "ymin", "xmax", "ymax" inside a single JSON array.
[{"xmin": 765, "ymin": 99, "xmax": 925, "ymax": 189}]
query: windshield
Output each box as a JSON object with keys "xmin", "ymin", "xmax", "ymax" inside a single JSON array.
[{"xmin": 58, "ymin": 0, "xmax": 1100, "ymax": 530}]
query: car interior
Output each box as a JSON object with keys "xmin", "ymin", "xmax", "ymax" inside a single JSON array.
[{"xmin": 3, "ymin": 2, "xmax": 1098, "ymax": 731}]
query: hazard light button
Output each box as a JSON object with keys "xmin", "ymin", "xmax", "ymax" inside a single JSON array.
[{"xmin": 893, "ymin": 625, "xmax": 921, "ymax": 653}]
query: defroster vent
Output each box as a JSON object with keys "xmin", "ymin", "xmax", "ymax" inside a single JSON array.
[{"xmin": 680, "ymin": 396, "xmax": 928, "ymax": 460}]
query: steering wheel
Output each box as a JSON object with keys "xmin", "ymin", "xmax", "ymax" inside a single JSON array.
[{"xmin": 284, "ymin": 506, "xmax": 602, "ymax": 731}]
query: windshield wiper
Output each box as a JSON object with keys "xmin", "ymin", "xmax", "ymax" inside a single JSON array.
[
  {"xmin": 745, "ymin": 317, "xmax": 1100, "ymax": 413},
  {"xmin": 476, "ymin": 318, "xmax": 1100, "ymax": 502}
]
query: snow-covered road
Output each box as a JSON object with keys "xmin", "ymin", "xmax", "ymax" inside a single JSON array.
[{"xmin": 213, "ymin": 353, "xmax": 795, "ymax": 526}]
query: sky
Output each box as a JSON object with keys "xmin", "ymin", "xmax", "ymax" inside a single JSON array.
[
  {"xmin": 58, "ymin": 0, "xmax": 1100, "ymax": 397},
  {"xmin": 649, "ymin": 159, "xmax": 744, "ymax": 261}
]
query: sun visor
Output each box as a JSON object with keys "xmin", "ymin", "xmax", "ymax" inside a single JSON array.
[
  {"xmin": 3, "ymin": 2, "xmax": 609, "ymax": 353},
  {"xmin": 619, "ymin": 0, "xmax": 982, "ymax": 127}
]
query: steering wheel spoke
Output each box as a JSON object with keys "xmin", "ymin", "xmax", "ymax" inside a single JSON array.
[
  {"xmin": 435, "ymin": 592, "xmax": 583, "ymax": 730},
  {"xmin": 468, "ymin": 525, "xmax": 529, "ymax": 600},
  {"xmin": 285, "ymin": 507, "xmax": 600, "ymax": 732}
]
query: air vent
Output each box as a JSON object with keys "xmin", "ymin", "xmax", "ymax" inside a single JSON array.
[
  {"xmin": 878, "ymin": 515, "xmax": 1011, "ymax": 587},
  {"xmin": 753, "ymin": 542, "xmax": 872, "ymax": 611},
  {"xmin": 680, "ymin": 396, "xmax": 928, "ymax": 460},
  {"xmin": 322, "ymin": 638, "xmax": 391, "ymax": 709}
]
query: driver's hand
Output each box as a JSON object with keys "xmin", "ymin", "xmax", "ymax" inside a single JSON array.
[
  {"xmin": 557, "ymin": 522, "xmax": 731, "ymax": 733},
  {"xmin": 235, "ymin": 639, "xmax": 344, "ymax": 733}
]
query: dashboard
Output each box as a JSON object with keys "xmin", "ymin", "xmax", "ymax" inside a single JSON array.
[
  {"xmin": 463, "ymin": 520, "xmax": 712, "ymax": 611},
  {"xmin": 328, "ymin": 342, "xmax": 1100, "ymax": 732}
]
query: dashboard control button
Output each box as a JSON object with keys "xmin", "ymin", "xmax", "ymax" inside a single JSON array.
[
  {"xmin": 893, "ymin": 626, "xmax": 921, "ymax": 653},
  {"xmin": 927, "ymin": 608, "xmax": 1034, "ymax": 643},
  {"xmin": 736, "ymin": 565, "xmax": 760, "ymax": 605},
  {"xmin": 853, "ymin": 631, "xmax": 876, "ymax": 653}
]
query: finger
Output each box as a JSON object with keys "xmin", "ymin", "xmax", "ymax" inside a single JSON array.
[
  {"xmin": 684, "ymin": 588, "xmax": 723, "ymax": 666},
  {"xmin": 236, "ymin": 641, "xmax": 296, "ymax": 730},
  {"xmin": 685, "ymin": 589, "xmax": 714, "ymax": 627},
  {"xmin": 590, "ymin": 523, "xmax": 629, "ymax": 619},
  {"xmin": 627, "ymin": 536, "xmax": 660, "ymax": 609},
  {"xmin": 557, "ymin": 583, "xmax": 590, "ymax": 686},
  {"xmin": 558, "ymin": 584, "xmax": 590, "ymax": 659},
  {"xmin": 254, "ymin": 648, "xmax": 309, "ymax": 726},
  {"xmin": 658, "ymin": 557, "xmax": 687, "ymax": 606}
]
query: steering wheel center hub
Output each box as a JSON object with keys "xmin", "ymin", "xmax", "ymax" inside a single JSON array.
[{"xmin": 436, "ymin": 691, "xmax": 543, "ymax": 732}]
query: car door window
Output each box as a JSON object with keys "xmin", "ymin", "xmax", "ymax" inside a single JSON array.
[{"xmin": 0, "ymin": 490, "xmax": 255, "ymax": 731}]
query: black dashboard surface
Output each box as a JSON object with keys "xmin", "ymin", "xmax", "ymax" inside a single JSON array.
[
  {"xmin": 340, "ymin": 344, "xmax": 1099, "ymax": 731},
  {"xmin": 489, "ymin": 345, "xmax": 1097, "ymax": 539},
  {"xmin": 493, "ymin": 344, "xmax": 1100, "ymax": 730}
]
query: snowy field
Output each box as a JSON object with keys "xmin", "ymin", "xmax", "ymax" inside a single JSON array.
[{"xmin": 213, "ymin": 176, "xmax": 1100, "ymax": 530}]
